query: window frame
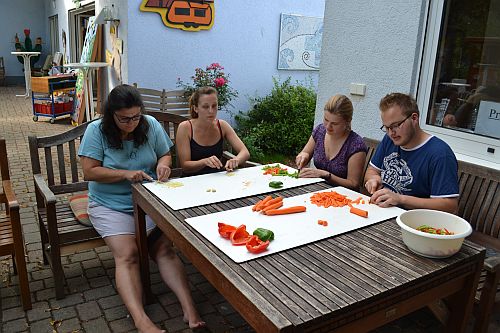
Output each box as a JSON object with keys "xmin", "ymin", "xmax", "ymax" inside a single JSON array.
[{"xmin": 416, "ymin": 0, "xmax": 500, "ymax": 166}]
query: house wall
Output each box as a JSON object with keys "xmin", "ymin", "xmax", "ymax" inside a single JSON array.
[
  {"xmin": 127, "ymin": 0, "xmax": 325, "ymax": 120},
  {"xmin": 316, "ymin": 0, "xmax": 427, "ymax": 141},
  {"xmin": 0, "ymin": 0, "xmax": 47, "ymax": 84}
]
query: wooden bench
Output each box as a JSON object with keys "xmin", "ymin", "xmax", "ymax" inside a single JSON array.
[
  {"xmin": 362, "ymin": 137, "xmax": 500, "ymax": 332},
  {"xmin": 0, "ymin": 139, "xmax": 31, "ymax": 310}
]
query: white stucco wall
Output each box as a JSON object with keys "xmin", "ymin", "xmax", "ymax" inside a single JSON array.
[
  {"xmin": 127, "ymin": 0, "xmax": 325, "ymax": 120},
  {"xmin": 317, "ymin": 0, "xmax": 427, "ymax": 141}
]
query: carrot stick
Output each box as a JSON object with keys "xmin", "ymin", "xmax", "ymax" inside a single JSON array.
[
  {"xmin": 350, "ymin": 206, "xmax": 368, "ymax": 218},
  {"xmin": 254, "ymin": 195, "xmax": 272, "ymax": 211},
  {"xmin": 263, "ymin": 196, "xmax": 283, "ymax": 207},
  {"xmin": 264, "ymin": 206, "xmax": 307, "ymax": 215},
  {"xmin": 261, "ymin": 201, "xmax": 284, "ymax": 213}
]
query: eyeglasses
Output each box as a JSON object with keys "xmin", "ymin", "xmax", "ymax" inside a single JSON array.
[
  {"xmin": 380, "ymin": 113, "xmax": 413, "ymax": 133},
  {"xmin": 114, "ymin": 113, "xmax": 142, "ymax": 124}
]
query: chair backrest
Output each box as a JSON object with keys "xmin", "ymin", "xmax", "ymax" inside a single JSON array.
[
  {"xmin": 133, "ymin": 84, "xmax": 166, "ymax": 113},
  {"xmin": 457, "ymin": 160, "xmax": 500, "ymax": 240},
  {"xmin": 28, "ymin": 122, "xmax": 91, "ymax": 195},
  {"xmin": 164, "ymin": 89, "xmax": 190, "ymax": 116},
  {"xmin": 145, "ymin": 111, "xmax": 188, "ymax": 168}
]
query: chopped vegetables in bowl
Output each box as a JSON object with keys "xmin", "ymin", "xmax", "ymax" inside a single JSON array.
[{"xmin": 396, "ymin": 209, "xmax": 472, "ymax": 258}]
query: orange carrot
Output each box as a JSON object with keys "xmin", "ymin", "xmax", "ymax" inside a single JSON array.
[
  {"xmin": 318, "ymin": 219, "xmax": 328, "ymax": 226},
  {"xmin": 264, "ymin": 206, "xmax": 307, "ymax": 215},
  {"xmin": 261, "ymin": 201, "xmax": 284, "ymax": 213},
  {"xmin": 254, "ymin": 195, "xmax": 272, "ymax": 211},
  {"xmin": 350, "ymin": 206, "xmax": 368, "ymax": 218},
  {"xmin": 264, "ymin": 196, "xmax": 283, "ymax": 207},
  {"xmin": 252, "ymin": 199, "xmax": 263, "ymax": 211}
]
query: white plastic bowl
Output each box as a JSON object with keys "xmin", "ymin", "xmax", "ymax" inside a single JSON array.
[{"xmin": 396, "ymin": 209, "xmax": 472, "ymax": 258}]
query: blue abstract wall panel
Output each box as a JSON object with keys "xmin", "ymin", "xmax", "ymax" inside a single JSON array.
[{"xmin": 278, "ymin": 13, "xmax": 323, "ymax": 71}]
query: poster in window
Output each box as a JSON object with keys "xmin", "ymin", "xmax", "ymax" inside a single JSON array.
[
  {"xmin": 278, "ymin": 13, "xmax": 323, "ymax": 71},
  {"xmin": 475, "ymin": 100, "xmax": 500, "ymax": 139}
]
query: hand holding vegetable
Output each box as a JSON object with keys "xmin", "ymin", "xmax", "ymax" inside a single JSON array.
[
  {"xmin": 224, "ymin": 158, "xmax": 239, "ymax": 172},
  {"xmin": 156, "ymin": 163, "xmax": 171, "ymax": 182},
  {"xmin": 295, "ymin": 151, "xmax": 310, "ymax": 169},
  {"xmin": 204, "ymin": 155, "xmax": 223, "ymax": 169},
  {"xmin": 370, "ymin": 188, "xmax": 400, "ymax": 207},
  {"xmin": 123, "ymin": 170, "xmax": 153, "ymax": 183}
]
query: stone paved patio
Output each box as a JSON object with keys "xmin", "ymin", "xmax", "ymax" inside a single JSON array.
[{"xmin": 0, "ymin": 85, "xmax": 498, "ymax": 332}]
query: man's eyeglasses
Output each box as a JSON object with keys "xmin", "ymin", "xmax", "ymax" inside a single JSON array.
[
  {"xmin": 380, "ymin": 113, "xmax": 413, "ymax": 133},
  {"xmin": 114, "ymin": 113, "xmax": 142, "ymax": 124}
]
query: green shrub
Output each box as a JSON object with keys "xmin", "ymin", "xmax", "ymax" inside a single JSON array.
[{"xmin": 235, "ymin": 78, "xmax": 316, "ymax": 161}]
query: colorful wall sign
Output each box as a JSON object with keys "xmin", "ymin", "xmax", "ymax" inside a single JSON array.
[{"xmin": 140, "ymin": 0, "xmax": 215, "ymax": 32}]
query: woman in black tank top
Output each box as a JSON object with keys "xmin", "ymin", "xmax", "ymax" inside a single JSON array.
[{"xmin": 176, "ymin": 87, "xmax": 250, "ymax": 176}]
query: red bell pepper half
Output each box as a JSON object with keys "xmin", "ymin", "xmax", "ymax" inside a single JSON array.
[
  {"xmin": 245, "ymin": 235, "xmax": 270, "ymax": 254},
  {"xmin": 230, "ymin": 224, "xmax": 252, "ymax": 245},
  {"xmin": 218, "ymin": 222, "xmax": 237, "ymax": 239}
]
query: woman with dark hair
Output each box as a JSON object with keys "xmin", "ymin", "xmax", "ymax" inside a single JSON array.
[
  {"xmin": 295, "ymin": 94, "xmax": 367, "ymax": 190},
  {"xmin": 176, "ymin": 86, "xmax": 250, "ymax": 175},
  {"xmin": 78, "ymin": 84, "xmax": 204, "ymax": 332}
]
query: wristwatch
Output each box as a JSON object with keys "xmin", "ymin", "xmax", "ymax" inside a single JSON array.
[{"xmin": 322, "ymin": 172, "xmax": 332, "ymax": 180}]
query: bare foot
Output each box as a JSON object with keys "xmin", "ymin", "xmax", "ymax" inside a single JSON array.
[
  {"xmin": 136, "ymin": 317, "xmax": 165, "ymax": 333},
  {"xmin": 183, "ymin": 315, "xmax": 206, "ymax": 329}
]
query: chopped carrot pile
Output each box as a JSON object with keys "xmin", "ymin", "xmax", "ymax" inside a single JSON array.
[{"xmin": 310, "ymin": 191, "xmax": 353, "ymax": 208}]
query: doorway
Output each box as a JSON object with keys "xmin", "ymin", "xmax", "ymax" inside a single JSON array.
[{"xmin": 68, "ymin": 3, "xmax": 95, "ymax": 62}]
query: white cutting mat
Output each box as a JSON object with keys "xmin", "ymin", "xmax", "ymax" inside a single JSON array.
[
  {"xmin": 143, "ymin": 163, "xmax": 323, "ymax": 210},
  {"xmin": 185, "ymin": 186, "xmax": 406, "ymax": 263}
]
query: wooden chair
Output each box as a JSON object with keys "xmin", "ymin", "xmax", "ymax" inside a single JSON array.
[
  {"xmin": 456, "ymin": 160, "xmax": 500, "ymax": 333},
  {"xmin": 164, "ymin": 89, "xmax": 190, "ymax": 116},
  {"xmin": 133, "ymin": 83, "xmax": 166, "ymax": 113},
  {"xmin": 28, "ymin": 122, "xmax": 105, "ymax": 299},
  {"xmin": 360, "ymin": 137, "xmax": 380, "ymax": 194},
  {"xmin": 0, "ymin": 139, "xmax": 31, "ymax": 310}
]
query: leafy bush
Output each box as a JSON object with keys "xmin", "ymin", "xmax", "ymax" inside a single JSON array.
[{"xmin": 235, "ymin": 78, "xmax": 316, "ymax": 161}]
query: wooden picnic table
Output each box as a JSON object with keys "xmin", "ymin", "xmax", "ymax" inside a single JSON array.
[{"xmin": 132, "ymin": 181, "xmax": 485, "ymax": 332}]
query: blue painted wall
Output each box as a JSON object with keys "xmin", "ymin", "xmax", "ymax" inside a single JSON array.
[
  {"xmin": 0, "ymin": 0, "xmax": 47, "ymax": 83},
  {"xmin": 128, "ymin": 0, "xmax": 325, "ymax": 120}
]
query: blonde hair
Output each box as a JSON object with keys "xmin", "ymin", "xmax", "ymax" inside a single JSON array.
[
  {"xmin": 324, "ymin": 94, "xmax": 353, "ymax": 123},
  {"xmin": 188, "ymin": 86, "xmax": 218, "ymax": 118}
]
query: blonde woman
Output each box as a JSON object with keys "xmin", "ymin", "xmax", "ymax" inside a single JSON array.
[
  {"xmin": 176, "ymin": 86, "xmax": 250, "ymax": 175},
  {"xmin": 295, "ymin": 94, "xmax": 367, "ymax": 190}
]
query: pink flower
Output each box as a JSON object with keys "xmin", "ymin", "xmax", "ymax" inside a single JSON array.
[{"xmin": 214, "ymin": 77, "xmax": 226, "ymax": 87}]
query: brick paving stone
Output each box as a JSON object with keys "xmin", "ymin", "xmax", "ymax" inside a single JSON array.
[
  {"xmin": 104, "ymin": 305, "xmax": 129, "ymax": 322},
  {"xmin": 89, "ymin": 275, "xmax": 112, "ymax": 288},
  {"xmin": 31, "ymin": 268, "xmax": 53, "ymax": 281},
  {"xmin": 1, "ymin": 295, "xmax": 22, "ymax": 309},
  {"xmin": 53, "ymin": 317, "xmax": 82, "ymax": 333},
  {"xmin": 98, "ymin": 294, "xmax": 123, "ymax": 310},
  {"xmin": 49, "ymin": 293, "xmax": 84, "ymax": 308},
  {"xmin": 66, "ymin": 275, "xmax": 91, "ymax": 293},
  {"xmin": 2, "ymin": 305, "xmax": 26, "ymax": 321},
  {"xmin": 26, "ymin": 301, "xmax": 51, "ymax": 322},
  {"xmin": 83, "ymin": 284, "xmax": 116, "ymax": 301},
  {"xmin": 68, "ymin": 250, "xmax": 97, "ymax": 263},
  {"xmin": 163, "ymin": 316, "xmax": 189, "ymax": 332},
  {"xmin": 27, "ymin": 319, "xmax": 53, "ymax": 333},
  {"xmin": 82, "ymin": 258, "xmax": 102, "ymax": 269},
  {"xmin": 76, "ymin": 300, "xmax": 103, "ymax": 321},
  {"xmin": 28, "ymin": 280, "xmax": 45, "ymax": 293},
  {"xmin": 82, "ymin": 317, "xmax": 112, "ymax": 333},
  {"xmin": 109, "ymin": 317, "xmax": 136, "ymax": 333},
  {"xmin": 2, "ymin": 317, "xmax": 29, "ymax": 332},
  {"xmin": 35, "ymin": 287, "xmax": 56, "ymax": 301},
  {"xmin": 84, "ymin": 266, "xmax": 106, "ymax": 279},
  {"xmin": 51, "ymin": 306, "xmax": 78, "ymax": 321}
]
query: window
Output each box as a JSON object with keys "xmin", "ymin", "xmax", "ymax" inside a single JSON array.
[
  {"xmin": 418, "ymin": 0, "xmax": 500, "ymax": 165},
  {"xmin": 48, "ymin": 15, "xmax": 59, "ymax": 55}
]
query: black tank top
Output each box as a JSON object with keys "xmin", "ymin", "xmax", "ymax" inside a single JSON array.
[{"xmin": 188, "ymin": 120, "xmax": 224, "ymax": 176}]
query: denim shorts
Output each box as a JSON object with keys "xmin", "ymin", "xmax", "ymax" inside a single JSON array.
[{"xmin": 88, "ymin": 200, "xmax": 156, "ymax": 238}]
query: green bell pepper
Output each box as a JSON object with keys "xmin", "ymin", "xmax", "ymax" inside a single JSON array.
[
  {"xmin": 269, "ymin": 181, "xmax": 283, "ymax": 189},
  {"xmin": 253, "ymin": 228, "xmax": 275, "ymax": 242}
]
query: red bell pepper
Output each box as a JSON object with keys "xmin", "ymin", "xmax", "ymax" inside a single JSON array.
[
  {"xmin": 230, "ymin": 224, "xmax": 251, "ymax": 245},
  {"xmin": 218, "ymin": 222, "xmax": 237, "ymax": 239},
  {"xmin": 245, "ymin": 235, "xmax": 270, "ymax": 254}
]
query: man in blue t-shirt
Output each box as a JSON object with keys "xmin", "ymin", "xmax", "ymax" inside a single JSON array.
[{"xmin": 364, "ymin": 93, "xmax": 459, "ymax": 213}]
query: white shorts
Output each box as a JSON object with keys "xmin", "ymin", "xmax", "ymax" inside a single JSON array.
[{"xmin": 88, "ymin": 200, "xmax": 156, "ymax": 238}]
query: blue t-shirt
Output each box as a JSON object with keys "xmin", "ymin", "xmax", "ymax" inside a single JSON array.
[
  {"xmin": 78, "ymin": 115, "xmax": 173, "ymax": 213},
  {"xmin": 370, "ymin": 135, "xmax": 459, "ymax": 198}
]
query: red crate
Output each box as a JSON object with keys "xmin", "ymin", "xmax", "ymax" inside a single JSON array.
[{"xmin": 34, "ymin": 102, "xmax": 71, "ymax": 115}]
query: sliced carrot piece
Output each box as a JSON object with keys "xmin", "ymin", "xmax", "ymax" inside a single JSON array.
[
  {"xmin": 350, "ymin": 206, "xmax": 368, "ymax": 218},
  {"xmin": 264, "ymin": 206, "xmax": 307, "ymax": 215}
]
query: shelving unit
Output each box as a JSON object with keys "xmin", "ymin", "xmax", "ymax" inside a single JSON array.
[{"xmin": 31, "ymin": 75, "xmax": 77, "ymax": 123}]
